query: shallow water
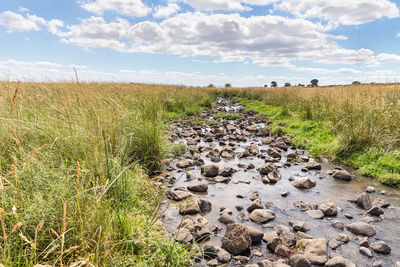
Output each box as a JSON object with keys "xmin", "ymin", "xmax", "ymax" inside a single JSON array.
[{"xmin": 162, "ymin": 99, "xmax": 400, "ymax": 266}]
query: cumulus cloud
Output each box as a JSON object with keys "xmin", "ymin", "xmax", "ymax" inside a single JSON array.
[
  {"xmin": 154, "ymin": 3, "xmax": 180, "ymax": 18},
  {"xmin": 80, "ymin": 0, "xmax": 151, "ymax": 17},
  {"xmin": 55, "ymin": 12, "xmax": 378, "ymax": 66},
  {"xmin": 179, "ymin": 0, "xmax": 278, "ymax": 11},
  {"xmin": 0, "ymin": 11, "xmax": 44, "ymax": 32},
  {"xmin": 376, "ymin": 53, "xmax": 400, "ymax": 62},
  {"xmin": 277, "ymin": 0, "xmax": 399, "ymax": 26}
]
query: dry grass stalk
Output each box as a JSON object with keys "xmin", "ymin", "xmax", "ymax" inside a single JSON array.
[
  {"xmin": 9, "ymin": 81, "xmax": 20, "ymax": 118},
  {"xmin": 27, "ymin": 144, "xmax": 47, "ymax": 170}
]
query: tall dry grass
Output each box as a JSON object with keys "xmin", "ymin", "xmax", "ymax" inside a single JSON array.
[{"xmin": 0, "ymin": 81, "xmax": 214, "ymax": 266}]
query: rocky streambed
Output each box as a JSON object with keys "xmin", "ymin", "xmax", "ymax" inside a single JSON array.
[{"xmin": 159, "ymin": 98, "xmax": 400, "ymax": 267}]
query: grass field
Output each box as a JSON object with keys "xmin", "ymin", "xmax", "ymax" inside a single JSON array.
[
  {"xmin": 1, "ymin": 81, "xmax": 400, "ymax": 266},
  {"xmin": 0, "ymin": 82, "xmax": 213, "ymax": 266}
]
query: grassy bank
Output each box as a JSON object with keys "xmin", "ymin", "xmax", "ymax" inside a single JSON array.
[
  {"xmin": 216, "ymin": 84, "xmax": 400, "ymax": 186},
  {"xmin": 0, "ymin": 82, "xmax": 213, "ymax": 266}
]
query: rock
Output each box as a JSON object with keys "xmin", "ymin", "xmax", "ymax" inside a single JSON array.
[
  {"xmin": 370, "ymin": 241, "xmax": 391, "ymax": 254},
  {"xmin": 301, "ymin": 238, "xmax": 328, "ymax": 265},
  {"xmin": 246, "ymin": 125, "xmax": 258, "ymax": 132},
  {"xmin": 199, "ymin": 199, "xmax": 212, "ymax": 213},
  {"xmin": 207, "ymin": 259, "xmax": 219, "ymax": 266},
  {"xmin": 267, "ymin": 170, "xmax": 281, "ymax": 183},
  {"xmin": 294, "ymin": 201, "xmax": 312, "ymax": 211},
  {"xmin": 213, "ymin": 176, "xmax": 231, "ymax": 183},
  {"xmin": 280, "ymin": 231, "xmax": 297, "ymax": 247},
  {"xmin": 179, "ymin": 198, "xmax": 201, "ymax": 215},
  {"xmin": 304, "ymin": 161, "xmax": 321, "ymax": 170},
  {"xmin": 261, "ymin": 176, "xmax": 270, "ymax": 183},
  {"xmin": 222, "ymin": 224, "xmax": 252, "ymax": 255},
  {"xmin": 261, "ymin": 137, "xmax": 274, "ymax": 145},
  {"xmin": 258, "ymin": 260, "xmax": 274, "ymax": 267},
  {"xmin": 372, "ymin": 261, "xmax": 384, "ymax": 267},
  {"xmin": 246, "ymin": 226, "xmax": 264, "ymax": 243},
  {"xmin": 331, "ymin": 221, "xmax": 344, "ymax": 230},
  {"xmin": 359, "ymin": 247, "xmax": 373, "ymax": 257},
  {"xmin": 218, "ymin": 213, "xmax": 235, "ymax": 224},
  {"xmin": 249, "ymin": 209, "xmax": 276, "ymax": 223},
  {"xmin": 281, "ymin": 191, "xmax": 290, "ymax": 197},
  {"xmin": 329, "ymin": 239, "xmax": 342, "ymax": 250},
  {"xmin": 247, "ymin": 199, "xmax": 263, "ymax": 213},
  {"xmin": 168, "ymin": 189, "xmax": 193, "ymax": 201},
  {"xmin": 220, "ymin": 207, "xmax": 232, "ymax": 215},
  {"xmin": 358, "ymin": 236, "xmax": 369, "ymax": 247},
  {"xmin": 259, "ymin": 163, "xmax": 277, "ymax": 175},
  {"xmin": 274, "ymin": 225, "xmax": 290, "ymax": 234},
  {"xmin": 201, "ymin": 164, "xmax": 219, "ymax": 177},
  {"xmin": 292, "ymin": 177, "xmax": 316, "ymax": 189},
  {"xmin": 336, "ymin": 234, "xmax": 349, "ymax": 243},
  {"xmin": 344, "ymin": 214, "xmax": 353, "ymax": 219},
  {"xmin": 345, "ymin": 221, "xmax": 376, "ymax": 236},
  {"xmin": 297, "ymin": 231, "xmax": 313, "ymax": 239},
  {"xmin": 217, "ymin": 247, "xmax": 231, "ymax": 263},
  {"xmin": 367, "ymin": 206, "xmax": 384, "ymax": 216},
  {"xmin": 356, "ymin": 192, "xmax": 372, "ymax": 210},
  {"xmin": 275, "ymin": 244, "xmax": 291, "ymax": 257},
  {"xmin": 317, "ymin": 200, "xmax": 338, "ymax": 216},
  {"xmin": 187, "ymin": 182, "xmax": 208, "ymax": 192},
  {"xmin": 325, "ymin": 256, "xmax": 356, "ymax": 267},
  {"xmin": 263, "ymin": 231, "xmax": 280, "ymax": 251},
  {"xmin": 267, "ymin": 148, "xmax": 281, "ymax": 158},
  {"xmin": 289, "ymin": 220, "xmax": 310, "ymax": 232},
  {"xmin": 175, "ymin": 227, "xmax": 193, "ymax": 244},
  {"xmin": 288, "ymin": 254, "xmax": 311, "ymax": 267},
  {"xmin": 366, "ymin": 186, "xmax": 375, "ymax": 193},
  {"xmin": 219, "ymin": 166, "xmax": 234, "ymax": 177},
  {"xmin": 176, "ymin": 159, "xmax": 193, "ymax": 169},
  {"xmin": 332, "ymin": 170, "xmax": 353, "ymax": 181}
]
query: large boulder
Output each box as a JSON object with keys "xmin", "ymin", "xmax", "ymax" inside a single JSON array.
[
  {"xmin": 246, "ymin": 226, "xmax": 264, "ymax": 243},
  {"xmin": 222, "ymin": 224, "xmax": 252, "ymax": 255},
  {"xmin": 300, "ymin": 238, "xmax": 328, "ymax": 265},
  {"xmin": 317, "ymin": 200, "xmax": 338, "ymax": 216},
  {"xmin": 249, "ymin": 209, "xmax": 276, "ymax": 223},
  {"xmin": 356, "ymin": 192, "xmax": 372, "ymax": 210},
  {"xmin": 201, "ymin": 164, "xmax": 219, "ymax": 177},
  {"xmin": 345, "ymin": 221, "xmax": 376, "ymax": 237},
  {"xmin": 303, "ymin": 161, "xmax": 321, "ymax": 170},
  {"xmin": 288, "ymin": 254, "xmax": 311, "ymax": 267},
  {"xmin": 259, "ymin": 163, "xmax": 277, "ymax": 175},
  {"xmin": 167, "ymin": 189, "xmax": 193, "ymax": 201},
  {"xmin": 370, "ymin": 241, "xmax": 391, "ymax": 254},
  {"xmin": 292, "ymin": 177, "xmax": 316, "ymax": 189},
  {"xmin": 179, "ymin": 198, "xmax": 201, "ymax": 215},
  {"xmin": 187, "ymin": 182, "xmax": 208, "ymax": 192},
  {"xmin": 263, "ymin": 231, "xmax": 280, "ymax": 251},
  {"xmin": 333, "ymin": 170, "xmax": 352, "ymax": 181}
]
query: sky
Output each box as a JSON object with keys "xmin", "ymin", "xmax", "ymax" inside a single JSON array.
[{"xmin": 0, "ymin": 0, "xmax": 399, "ymax": 87}]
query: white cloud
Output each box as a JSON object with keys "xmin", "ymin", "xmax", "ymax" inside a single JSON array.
[
  {"xmin": 376, "ymin": 53, "xmax": 400, "ymax": 62},
  {"xmin": 80, "ymin": 0, "xmax": 151, "ymax": 17},
  {"xmin": 277, "ymin": 0, "xmax": 399, "ymax": 26},
  {"xmin": 180, "ymin": 0, "xmax": 278, "ymax": 11},
  {"xmin": 154, "ymin": 3, "xmax": 180, "ymax": 18},
  {"xmin": 56, "ymin": 12, "xmax": 378, "ymax": 66},
  {"xmin": 397, "ymin": 32, "xmax": 400, "ymax": 37},
  {"xmin": 0, "ymin": 11, "xmax": 43, "ymax": 32}
]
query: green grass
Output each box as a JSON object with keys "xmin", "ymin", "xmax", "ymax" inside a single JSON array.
[
  {"xmin": 236, "ymin": 97, "xmax": 400, "ymax": 186},
  {"xmin": 213, "ymin": 112, "xmax": 244, "ymax": 120}
]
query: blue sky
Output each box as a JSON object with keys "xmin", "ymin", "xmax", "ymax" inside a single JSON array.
[{"xmin": 0, "ymin": 0, "xmax": 399, "ymax": 86}]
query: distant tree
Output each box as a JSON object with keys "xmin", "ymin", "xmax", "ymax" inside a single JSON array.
[
  {"xmin": 352, "ymin": 81, "xmax": 361, "ymax": 85},
  {"xmin": 271, "ymin": 81, "xmax": 277, "ymax": 88},
  {"xmin": 264, "ymin": 84, "xmax": 268, "ymax": 87},
  {"xmin": 284, "ymin": 82, "xmax": 291, "ymax": 87},
  {"xmin": 207, "ymin": 84, "xmax": 215, "ymax": 88},
  {"xmin": 298, "ymin": 83, "xmax": 305, "ymax": 87},
  {"xmin": 310, "ymin": 79, "xmax": 319, "ymax": 87},
  {"xmin": 225, "ymin": 83, "xmax": 231, "ymax": 88}
]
